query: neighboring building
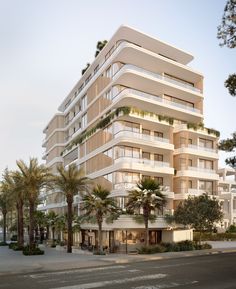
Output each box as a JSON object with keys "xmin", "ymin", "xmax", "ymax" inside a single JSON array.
[
  {"xmin": 41, "ymin": 25, "xmax": 220, "ymax": 250},
  {"xmin": 218, "ymin": 168, "xmax": 236, "ymax": 229}
]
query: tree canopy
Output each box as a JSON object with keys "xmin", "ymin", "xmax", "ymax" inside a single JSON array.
[
  {"xmin": 168, "ymin": 194, "xmax": 223, "ymax": 243},
  {"xmin": 217, "ymin": 0, "xmax": 236, "ymax": 48},
  {"xmin": 218, "ymin": 131, "xmax": 236, "ymax": 168},
  {"xmin": 217, "ymin": 0, "xmax": 236, "ymax": 97}
]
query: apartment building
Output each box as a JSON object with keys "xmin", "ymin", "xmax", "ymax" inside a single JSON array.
[
  {"xmin": 41, "ymin": 25, "xmax": 220, "ymax": 250},
  {"xmin": 218, "ymin": 168, "xmax": 236, "ymax": 229}
]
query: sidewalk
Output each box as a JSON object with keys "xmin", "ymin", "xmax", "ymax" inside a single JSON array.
[{"xmin": 1, "ymin": 242, "xmax": 236, "ymax": 275}]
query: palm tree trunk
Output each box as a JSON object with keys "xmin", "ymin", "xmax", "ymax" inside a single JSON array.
[
  {"xmin": 52, "ymin": 227, "xmax": 55, "ymax": 240},
  {"xmin": 98, "ymin": 221, "xmax": 103, "ymax": 253},
  {"xmin": 67, "ymin": 199, "xmax": 73, "ymax": 253},
  {"xmin": 3, "ymin": 212, "xmax": 7, "ymax": 244},
  {"xmin": 144, "ymin": 215, "xmax": 149, "ymax": 247},
  {"xmin": 17, "ymin": 200, "xmax": 24, "ymax": 248},
  {"xmin": 29, "ymin": 201, "xmax": 35, "ymax": 250}
]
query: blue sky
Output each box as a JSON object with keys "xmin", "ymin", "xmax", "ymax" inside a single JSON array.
[{"xmin": 0, "ymin": 0, "xmax": 235, "ymax": 175}]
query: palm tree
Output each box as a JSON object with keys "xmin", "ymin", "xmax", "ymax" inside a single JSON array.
[
  {"xmin": 34, "ymin": 211, "xmax": 47, "ymax": 243},
  {"xmin": 16, "ymin": 158, "xmax": 51, "ymax": 250},
  {"xmin": 46, "ymin": 211, "xmax": 58, "ymax": 241},
  {"xmin": 82, "ymin": 185, "xmax": 119, "ymax": 254},
  {"xmin": 0, "ymin": 192, "xmax": 11, "ymax": 243},
  {"xmin": 8, "ymin": 170, "xmax": 25, "ymax": 248},
  {"xmin": 126, "ymin": 179, "xmax": 166, "ymax": 246},
  {"xmin": 54, "ymin": 164, "xmax": 88, "ymax": 253}
]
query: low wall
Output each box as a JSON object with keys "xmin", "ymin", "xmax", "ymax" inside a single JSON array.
[{"xmin": 162, "ymin": 229, "xmax": 193, "ymax": 243}]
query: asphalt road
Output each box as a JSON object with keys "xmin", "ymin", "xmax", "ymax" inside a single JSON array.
[{"xmin": 1, "ymin": 253, "xmax": 236, "ymax": 289}]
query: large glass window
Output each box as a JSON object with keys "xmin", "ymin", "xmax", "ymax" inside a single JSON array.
[
  {"xmin": 154, "ymin": 131, "xmax": 163, "ymax": 138},
  {"xmin": 199, "ymin": 138, "xmax": 213, "ymax": 149},
  {"xmin": 199, "ymin": 180, "xmax": 213, "ymax": 193},
  {"xmin": 154, "ymin": 154, "xmax": 163, "ymax": 162},
  {"xmin": 199, "ymin": 159, "xmax": 213, "ymax": 170}
]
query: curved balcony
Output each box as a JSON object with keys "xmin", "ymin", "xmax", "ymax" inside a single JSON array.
[
  {"xmin": 114, "ymin": 157, "xmax": 174, "ymax": 176},
  {"xmin": 176, "ymin": 166, "xmax": 219, "ymax": 180},
  {"xmin": 114, "ymin": 130, "xmax": 174, "ymax": 151},
  {"xmin": 174, "ymin": 144, "xmax": 218, "ymax": 159}
]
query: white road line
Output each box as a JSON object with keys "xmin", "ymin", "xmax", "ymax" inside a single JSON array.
[
  {"xmin": 53, "ymin": 274, "xmax": 167, "ymax": 289},
  {"xmin": 153, "ymin": 262, "xmax": 194, "ymax": 269},
  {"xmin": 28, "ymin": 265, "xmax": 127, "ymax": 279},
  {"xmin": 132, "ymin": 280, "xmax": 198, "ymax": 289}
]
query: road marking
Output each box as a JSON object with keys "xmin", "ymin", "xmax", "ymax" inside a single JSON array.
[
  {"xmin": 132, "ymin": 280, "xmax": 198, "ymax": 289},
  {"xmin": 153, "ymin": 262, "xmax": 194, "ymax": 269},
  {"xmin": 53, "ymin": 274, "xmax": 167, "ymax": 289},
  {"xmin": 28, "ymin": 265, "xmax": 127, "ymax": 279}
]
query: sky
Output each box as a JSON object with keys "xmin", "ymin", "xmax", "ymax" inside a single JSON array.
[{"xmin": 0, "ymin": 0, "xmax": 235, "ymax": 176}]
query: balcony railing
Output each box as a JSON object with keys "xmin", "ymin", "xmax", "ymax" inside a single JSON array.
[
  {"xmin": 188, "ymin": 166, "xmax": 216, "ymax": 174},
  {"xmin": 180, "ymin": 144, "xmax": 217, "ymax": 153},
  {"xmin": 115, "ymin": 64, "xmax": 201, "ymax": 94},
  {"xmin": 113, "ymin": 88, "xmax": 201, "ymax": 114},
  {"xmin": 114, "ymin": 157, "xmax": 170, "ymax": 168},
  {"xmin": 114, "ymin": 130, "xmax": 170, "ymax": 143}
]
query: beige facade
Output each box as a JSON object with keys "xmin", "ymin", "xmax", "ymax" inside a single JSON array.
[{"xmin": 41, "ymin": 25, "xmax": 220, "ymax": 247}]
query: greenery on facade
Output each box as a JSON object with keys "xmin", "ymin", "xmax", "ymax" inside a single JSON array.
[{"xmin": 63, "ymin": 105, "xmax": 220, "ymax": 157}]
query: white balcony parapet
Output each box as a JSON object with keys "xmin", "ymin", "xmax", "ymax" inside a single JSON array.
[
  {"xmin": 117, "ymin": 65, "xmax": 201, "ymax": 94},
  {"xmin": 114, "ymin": 157, "xmax": 170, "ymax": 168},
  {"xmin": 187, "ymin": 144, "xmax": 217, "ymax": 153},
  {"xmin": 113, "ymin": 88, "xmax": 201, "ymax": 114},
  {"xmin": 115, "ymin": 130, "xmax": 170, "ymax": 143},
  {"xmin": 188, "ymin": 166, "xmax": 216, "ymax": 174}
]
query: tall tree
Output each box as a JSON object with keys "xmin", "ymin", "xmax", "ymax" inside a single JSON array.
[
  {"xmin": 8, "ymin": 170, "xmax": 26, "ymax": 248},
  {"xmin": 126, "ymin": 179, "xmax": 166, "ymax": 246},
  {"xmin": 54, "ymin": 164, "xmax": 88, "ymax": 253},
  {"xmin": 218, "ymin": 132, "xmax": 236, "ymax": 168},
  {"xmin": 217, "ymin": 0, "xmax": 236, "ymax": 48},
  {"xmin": 82, "ymin": 185, "xmax": 119, "ymax": 253},
  {"xmin": 168, "ymin": 194, "xmax": 223, "ymax": 244},
  {"xmin": 0, "ymin": 191, "xmax": 11, "ymax": 243},
  {"xmin": 16, "ymin": 158, "xmax": 51, "ymax": 250},
  {"xmin": 217, "ymin": 0, "xmax": 236, "ymax": 96}
]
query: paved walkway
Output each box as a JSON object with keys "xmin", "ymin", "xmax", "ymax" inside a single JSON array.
[{"xmin": 1, "ymin": 241, "xmax": 236, "ymax": 275}]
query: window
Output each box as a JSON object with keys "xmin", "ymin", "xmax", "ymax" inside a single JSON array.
[
  {"xmin": 81, "ymin": 113, "xmax": 87, "ymax": 129},
  {"xmin": 115, "ymin": 146, "xmax": 140, "ymax": 159},
  {"xmin": 142, "ymin": 151, "xmax": 150, "ymax": 160},
  {"xmin": 106, "ymin": 65, "xmax": 113, "ymax": 78},
  {"xmin": 199, "ymin": 159, "xmax": 213, "ymax": 170},
  {"xmin": 81, "ymin": 94, "xmax": 87, "ymax": 111},
  {"xmin": 154, "ymin": 154, "xmax": 163, "ymax": 162},
  {"xmin": 199, "ymin": 180, "xmax": 213, "ymax": 193},
  {"xmin": 188, "ymin": 180, "xmax": 193, "ymax": 188},
  {"xmin": 163, "ymin": 94, "xmax": 194, "ymax": 108},
  {"xmin": 199, "ymin": 138, "xmax": 213, "ymax": 149},
  {"xmin": 154, "ymin": 131, "xmax": 163, "ymax": 138},
  {"xmin": 154, "ymin": 177, "xmax": 163, "ymax": 185},
  {"xmin": 142, "ymin": 129, "xmax": 150, "ymax": 135},
  {"xmin": 105, "ymin": 89, "xmax": 112, "ymax": 101}
]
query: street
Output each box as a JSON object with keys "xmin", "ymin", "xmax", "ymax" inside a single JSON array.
[{"xmin": 1, "ymin": 252, "xmax": 236, "ymax": 289}]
